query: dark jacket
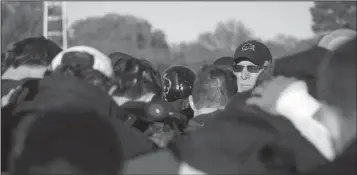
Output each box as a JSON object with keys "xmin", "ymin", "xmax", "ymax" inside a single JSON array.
[
  {"xmin": 11, "ymin": 74, "xmax": 156, "ymax": 161},
  {"xmin": 274, "ymin": 46, "xmax": 329, "ymax": 98},
  {"xmin": 184, "ymin": 110, "xmax": 224, "ymax": 133},
  {"xmin": 1, "ymin": 78, "xmax": 41, "ymax": 172},
  {"xmin": 124, "ymin": 91, "xmax": 328, "ymax": 174},
  {"xmin": 304, "ymin": 140, "xmax": 356, "ymax": 175},
  {"xmin": 171, "ymin": 91, "xmax": 328, "ymax": 174}
]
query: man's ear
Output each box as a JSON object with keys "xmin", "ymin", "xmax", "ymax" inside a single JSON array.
[
  {"xmin": 264, "ymin": 60, "xmax": 274, "ymax": 71},
  {"xmin": 255, "ymin": 61, "xmax": 274, "ymax": 88},
  {"xmin": 188, "ymin": 95, "xmax": 196, "ymax": 111}
]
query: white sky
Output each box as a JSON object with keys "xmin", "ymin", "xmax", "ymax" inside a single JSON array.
[{"xmin": 65, "ymin": 1, "xmax": 315, "ymax": 44}]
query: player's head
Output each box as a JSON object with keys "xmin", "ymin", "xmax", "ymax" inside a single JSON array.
[
  {"xmin": 50, "ymin": 45, "xmax": 115, "ymax": 92},
  {"xmin": 110, "ymin": 55, "xmax": 161, "ymax": 103},
  {"xmin": 2, "ymin": 36, "xmax": 62, "ymax": 79},
  {"xmin": 162, "ymin": 65, "xmax": 196, "ymax": 102},
  {"xmin": 189, "ymin": 65, "xmax": 237, "ymax": 112},
  {"xmin": 232, "ymin": 40, "xmax": 273, "ymax": 93}
]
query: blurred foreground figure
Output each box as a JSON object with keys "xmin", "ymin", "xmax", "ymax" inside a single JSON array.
[
  {"xmin": 232, "ymin": 40, "xmax": 274, "ymax": 93},
  {"xmin": 52, "ymin": 47, "xmax": 155, "ymax": 160},
  {"xmin": 9, "ymin": 110, "xmax": 123, "ymax": 175},
  {"xmin": 1, "ymin": 36, "xmax": 61, "ymax": 172},
  {"xmin": 2, "ymin": 46, "xmax": 155, "ymax": 174},
  {"xmin": 123, "ymin": 58, "xmax": 339, "ymax": 174},
  {"xmin": 306, "ymin": 37, "xmax": 356, "ymax": 175},
  {"xmin": 274, "ymin": 28, "xmax": 356, "ymax": 98},
  {"xmin": 247, "ymin": 37, "xmax": 357, "ymax": 175},
  {"xmin": 1, "ymin": 36, "xmax": 62, "ymax": 98},
  {"xmin": 122, "ymin": 65, "xmax": 239, "ymax": 174}
]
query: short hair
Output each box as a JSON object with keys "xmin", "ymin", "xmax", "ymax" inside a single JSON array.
[
  {"xmin": 108, "ymin": 51, "xmax": 134, "ymax": 65},
  {"xmin": 10, "ymin": 111, "xmax": 123, "ymax": 175},
  {"xmin": 213, "ymin": 56, "xmax": 234, "ymax": 67},
  {"xmin": 317, "ymin": 37, "xmax": 356, "ymax": 118},
  {"xmin": 111, "ymin": 55, "xmax": 162, "ymax": 99},
  {"xmin": 4, "ymin": 36, "xmax": 62, "ymax": 69},
  {"xmin": 192, "ymin": 65, "xmax": 238, "ymax": 109},
  {"xmin": 52, "ymin": 51, "xmax": 113, "ymax": 92}
]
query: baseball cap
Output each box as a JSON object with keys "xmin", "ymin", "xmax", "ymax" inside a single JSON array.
[
  {"xmin": 51, "ymin": 46, "xmax": 114, "ymax": 78},
  {"xmin": 233, "ymin": 40, "xmax": 272, "ymax": 66}
]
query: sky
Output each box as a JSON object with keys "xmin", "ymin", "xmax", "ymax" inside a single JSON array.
[{"xmin": 65, "ymin": 1, "xmax": 315, "ymax": 44}]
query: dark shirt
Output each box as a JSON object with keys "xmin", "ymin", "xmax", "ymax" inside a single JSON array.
[
  {"xmin": 171, "ymin": 91, "xmax": 328, "ymax": 174},
  {"xmin": 184, "ymin": 110, "xmax": 224, "ymax": 133}
]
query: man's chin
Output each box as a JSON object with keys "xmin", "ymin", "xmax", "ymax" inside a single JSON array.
[{"xmin": 238, "ymin": 85, "xmax": 253, "ymax": 93}]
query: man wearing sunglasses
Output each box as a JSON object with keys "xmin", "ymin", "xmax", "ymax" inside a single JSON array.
[{"xmin": 232, "ymin": 40, "xmax": 273, "ymax": 93}]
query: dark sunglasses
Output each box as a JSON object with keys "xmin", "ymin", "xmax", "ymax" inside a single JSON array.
[{"xmin": 233, "ymin": 64, "xmax": 265, "ymax": 73}]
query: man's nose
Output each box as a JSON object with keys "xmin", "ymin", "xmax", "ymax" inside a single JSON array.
[{"xmin": 240, "ymin": 67, "xmax": 250, "ymax": 80}]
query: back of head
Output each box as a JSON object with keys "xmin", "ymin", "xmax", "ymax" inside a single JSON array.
[
  {"xmin": 50, "ymin": 46, "xmax": 114, "ymax": 92},
  {"xmin": 9, "ymin": 110, "xmax": 123, "ymax": 175},
  {"xmin": 108, "ymin": 51, "xmax": 134, "ymax": 66},
  {"xmin": 111, "ymin": 55, "xmax": 161, "ymax": 100},
  {"xmin": 3, "ymin": 36, "xmax": 62, "ymax": 69},
  {"xmin": 1, "ymin": 36, "xmax": 62, "ymax": 78},
  {"xmin": 317, "ymin": 37, "xmax": 356, "ymax": 119},
  {"xmin": 162, "ymin": 65, "xmax": 196, "ymax": 102},
  {"xmin": 192, "ymin": 65, "xmax": 238, "ymax": 109},
  {"xmin": 213, "ymin": 56, "xmax": 234, "ymax": 67}
]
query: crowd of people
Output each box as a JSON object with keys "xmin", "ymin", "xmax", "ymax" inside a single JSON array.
[{"xmin": 1, "ymin": 28, "xmax": 356, "ymax": 175}]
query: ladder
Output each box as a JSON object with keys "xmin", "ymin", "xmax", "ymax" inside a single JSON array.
[{"xmin": 43, "ymin": 1, "xmax": 68, "ymax": 49}]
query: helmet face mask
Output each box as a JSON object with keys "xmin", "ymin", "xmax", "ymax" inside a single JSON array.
[
  {"xmin": 162, "ymin": 73, "xmax": 172, "ymax": 99},
  {"xmin": 161, "ymin": 66, "xmax": 196, "ymax": 102}
]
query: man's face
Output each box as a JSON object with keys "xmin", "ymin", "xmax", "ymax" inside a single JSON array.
[{"xmin": 233, "ymin": 60, "xmax": 265, "ymax": 93}]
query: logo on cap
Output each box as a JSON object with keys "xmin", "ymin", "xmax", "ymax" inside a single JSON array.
[{"xmin": 241, "ymin": 43, "xmax": 255, "ymax": 52}]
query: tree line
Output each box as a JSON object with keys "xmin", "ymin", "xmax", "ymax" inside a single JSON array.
[{"xmin": 1, "ymin": 1, "xmax": 356, "ymax": 72}]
